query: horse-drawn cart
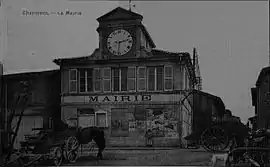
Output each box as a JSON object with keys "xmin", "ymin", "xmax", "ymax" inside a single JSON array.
[
  {"xmin": 185, "ymin": 118, "xmax": 250, "ymax": 152},
  {"xmin": 12, "ymin": 125, "xmax": 104, "ymax": 167},
  {"xmin": 15, "ymin": 128, "xmax": 80, "ymax": 167}
]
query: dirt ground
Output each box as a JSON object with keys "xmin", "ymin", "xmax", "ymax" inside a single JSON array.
[
  {"xmin": 0, "ymin": 148, "xmax": 215, "ymax": 166},
  {"xmin": 62, "ymin": 148, "xmax": 213, "ymax": 166}
]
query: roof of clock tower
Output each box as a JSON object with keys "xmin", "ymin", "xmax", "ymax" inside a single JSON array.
[
  {"xmin": 97, "ymin": 7, "xmax": 143, "ymax": 22},
  {"xmin": 97, "ymin": 7, "xmax": 156, "ymax": 48}
]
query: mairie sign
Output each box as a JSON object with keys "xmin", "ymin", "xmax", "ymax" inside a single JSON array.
[
  {"xmin": 89, "ymin": 95, "xmax": 151, "ymax": 102},
  {"xmin": 62, "ymin": 94, "xmax": 182, "ymax": 104}
]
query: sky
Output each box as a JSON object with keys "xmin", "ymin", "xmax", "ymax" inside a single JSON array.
[{"xmin": 0, "ymin": 0, "xmax": 269, "ymax": 123}]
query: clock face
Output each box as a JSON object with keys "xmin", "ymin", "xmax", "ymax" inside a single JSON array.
[{"xmin": 107, "ymin": 29, "xmax": 133, "ymax": 56}]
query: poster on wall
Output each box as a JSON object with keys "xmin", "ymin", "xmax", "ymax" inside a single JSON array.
[
  {"xmin": 164, "ymin": 121, "xmax": 179, "ymax": 138},
  {"xmin": 129, "ymin": 121, "xmax": 136, "ymax": 132},
  {"xmin": 136, "ymin": 120, "xmax": 146, "ymax": 133},
  {"xmin": 146, "ymin": 108, "xmax": 178, "ymax": 138}
]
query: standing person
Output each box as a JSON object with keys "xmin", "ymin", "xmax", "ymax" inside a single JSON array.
[
  {"xmin": 96, "ymin": 129, "xmax": 105, "ymax": 160},
  {"xmin": 145, "ymin": 129, "xmax": 153, "ymax": 147}
]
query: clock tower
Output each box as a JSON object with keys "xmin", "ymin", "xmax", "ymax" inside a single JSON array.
[{"xmin": 96, "ymin": 7, "xmax": 156, "ymax": 59}]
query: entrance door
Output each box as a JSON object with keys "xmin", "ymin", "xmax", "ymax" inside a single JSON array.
[{"xmin": 111, "ymin": 108, "xmax": 129, "ymax": 137}]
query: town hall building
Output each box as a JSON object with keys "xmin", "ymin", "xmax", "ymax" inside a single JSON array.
[{"xmin": 53, "ymin": 7, "xmax": 199, "ymax": 147}]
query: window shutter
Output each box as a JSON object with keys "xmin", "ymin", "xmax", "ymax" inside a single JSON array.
[
  {"xmin": 164, "ymin": 66, "xmax": 173, "ymax": 91},
  {"xmin": 137, "ymin": 67, "xmax": 146, "ymax": 91},
  {"xmin": 69, "ymin": 69, "xmax": 77, "ymax": 93},
  {"xmin": 127, "ymin": 67, "xmax": 136, "ymax": 91},
  {"xmin": 103, "ymin": 68, "xmax": 111, "ymax": 92}
]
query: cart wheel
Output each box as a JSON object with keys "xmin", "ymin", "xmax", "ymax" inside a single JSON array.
[
  {"xmin": 52, "ymin": 147, "xmax": 63, "ymax": 166},
  {"xmin": 201, "ymin": 126, "xmax": 229, "ymax": 152},
  {"xmin": 65, "ymin": 136, "xmax": 79, "ymax": 163}
]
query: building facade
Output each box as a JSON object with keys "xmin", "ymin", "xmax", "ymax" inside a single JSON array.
[
  {"xmin": 2, "ymin": 69, "xmax": 60, "ymax": 149},
  {"xmin": 53, "ymin": 7, "xmax": 198, "ymax": 147},
  {"xmin": 251, "ymin": 66, "xmax": 270, "ymax": 129}
]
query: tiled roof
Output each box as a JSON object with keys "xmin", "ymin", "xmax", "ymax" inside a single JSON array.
[
  {"xmin": 53, "ymin": 48, "xmax": 189, "ymax": 66},
  {"xmin": 53, "ymin": 55, "xmax": 90, "ymax": 63},
  {"xmin": 151, "ymin": 48, "xmax": 188, "ymax": 56},
  {"xmin": 53, "ymin": 48, "xmax": 99, "ymax": 65},
  {"xmin": 140, "ymin": 25, "xmax": 156, "ymax": 48},
  {"xmin": 4, "ymin": 68, "xmax": 59, "ymax": 76}
]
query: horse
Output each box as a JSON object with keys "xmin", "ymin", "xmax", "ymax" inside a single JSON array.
[{"xmin": 76, "ymin": 126, "xmax": 106, "ymax": 160}]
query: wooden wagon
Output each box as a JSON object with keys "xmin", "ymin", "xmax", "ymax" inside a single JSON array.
[
  {"xmin": 200, "ymin": 120, "xmax": 250, "ymax": 152},
  {"xmin": 16, "ymin": 127, "xmax": 96, "ymax": 166},
  {"xmin": 185, "ymin": 118, "xmax": 250, "ymax": 152}
]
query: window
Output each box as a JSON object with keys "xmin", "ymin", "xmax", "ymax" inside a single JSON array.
[
  {"xmin": 78, "ymin": 109, "xmax": 108, "ymax": 128},
  {"xmin": 79, "ymin": 68, "xmax": 93, "ymax": 92},
  {"xmin": 87, "ymin": 69, "xmax": 93, "ymax": 92},
  {"xmin": 79, "ymin": 69, "xmax": 86, "ymax": 92},
  {"xmin": 164, "ymin": 66, "xmax": 173, "ymax": 90},
  {"xmin": 137, "ymin": 67, "xmax": 146, "ymax": 91},
  {"xmin": 103, "ymin": 68, "xmax": 111, "ymax": 92},
  {"xmin": 148, "ymin": 67, "xmax": 155, "ymax": 91},
  {"xmin": 112, "ymin": 68, "xmax": 120, "ymax": 91},
  {"xmin": 156, "ymin": 67, "xmax": 164, "ymax": 90},
  {"xmin": 147, "ymin": 66, "xmax": 163, "ymax": 91},
  {"xmin": 127, "ymin": 67, "xmax": 136, "ymax": 91},
  {"xmin": 94, "ymin": 68, "xmax": 102, "ymax": 92},
  {"xmin": 112, "ymin": 67, "xmax": 129, "ymax": 92},
  {"xmin": 69, "ymin": 69, "xmax": 77, "ymax": 93},
  {"xmin": 121, "ymin": 67, "xmax": 128, "ymax": 91}
]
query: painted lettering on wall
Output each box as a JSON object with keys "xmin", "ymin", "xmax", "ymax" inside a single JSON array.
[{"xmin": 89, "ymin": 95, "xmax": 152, "ymax": 102}]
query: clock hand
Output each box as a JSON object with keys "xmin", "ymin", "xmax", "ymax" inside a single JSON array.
[{"xmin": 117, "ymin": 42, "xmax": 120, "ymax": 53}]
